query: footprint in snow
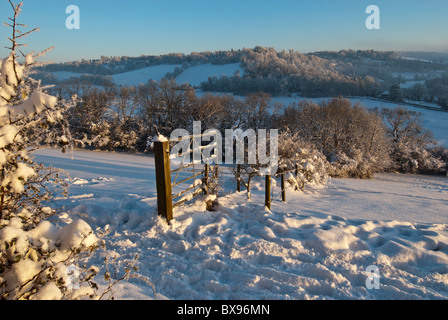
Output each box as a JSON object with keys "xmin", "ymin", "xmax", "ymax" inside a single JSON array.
[{"xmin": 72, "ymin": 177, "xmax": 115, "ymax": 186}]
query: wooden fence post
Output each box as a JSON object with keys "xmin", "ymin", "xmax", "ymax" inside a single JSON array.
[
  {"xmin": 237, "ymin": 164, "xmax": 241, "ymax": 192},
  {"xmin": 281, "ymin": 172, "xmax": 286, "ymax": 202},
  {"xmin": 265, "ymin": 174, "xmax": 271, "ymax": 210},
  {"xmin": 154, "ymin": 140, "xmax": 173, "ymax": 223},
  {"xmin": 203, "ymin": 164, "xmax": 209, "ymax": 195},
  {"xmin": 294, "ymin": 163, "xmax": 299, "ymax": 191}
]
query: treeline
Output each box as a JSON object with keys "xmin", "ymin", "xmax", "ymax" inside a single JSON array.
[
  {"xmin": 200, "ymin": 48, "xmax": 384, "ymax": 96},
  {"xmin": 277, "ymin": 98, "xmax": 447, "ymax": 177},
  {"xmin": 389, "ymin": 75, "xmax": 448, "ymax": 109},
  {"xmin": 36, "ymin": 47, "xmax": 447, "ymax": 106},
  {"xmin": 37, "ymin": 50, "xmax": 245, "ymax": 76},
  {"xmin": 39, "ymin": 47, "xmax": 444, "ymax": 77},
  {"xmin": 201, "ymin": 73, "xmax": 380, "ymax": 97},
  {"xmin": 59, "ymin": 80, "xmax": 278, "ymax": 153},
  {"xmin": 56, "ymin": 80, "xmax": 448, "ymax": 177},
  {"xmin": 200, "ymin": 47, "xmax": 446, "ymax": 100}
]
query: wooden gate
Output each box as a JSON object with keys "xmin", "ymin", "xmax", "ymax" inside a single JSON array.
[{"xmin": 153, "ymin": 132, "xmax": 217, "ymax": 223}]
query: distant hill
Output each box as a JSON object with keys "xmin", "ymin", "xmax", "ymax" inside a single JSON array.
[{"xmin": 34, "ymin": 47, "xmax": 448, "ymax": 108}]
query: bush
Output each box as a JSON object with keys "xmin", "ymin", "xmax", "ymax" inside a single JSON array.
[
  {"xmin": 277, "ymin": 97, "xmax": 391, "ymax": 178},
  {"xmin": 381, "ymin": 107, "xmax": 446, "ymax": 174},
  {"xmin": 277, "ymin": 131, "xmax": 329, "ymax": 191}
]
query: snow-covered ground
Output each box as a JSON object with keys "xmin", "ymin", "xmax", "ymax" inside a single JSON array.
[
  {"xmin": 34, "ymin": 148, "xmax": 448, "ymax": 300},
  {"xmin": 51, "ymin": 63, "xmax": 243, "ymax": 88},
  {"xmin": 112, "ymin": 64, "xmax": 181, "ymax": 87},
  {"xmin": 53, "ymin": 71, "xmax": 87, "ymax": 81}
]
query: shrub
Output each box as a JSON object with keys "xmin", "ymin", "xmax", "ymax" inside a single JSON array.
[
  {"xmin": 277, "ymin": 97, "xmax": 391, "ymax": 178},
  {"xmin": 277, "ymin": 131, "xmax": 329, "ymax": 191}
]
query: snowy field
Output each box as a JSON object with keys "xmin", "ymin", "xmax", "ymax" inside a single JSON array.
[
  {"xmin": 34, "ymin": 148, "xmax": 448, "ymax": 300},
  {"xmin": 51, "ymin": 63, "xmax": 244, "ymax": 88},
  {"xmin": 175, "ymin": 63, "xmax": 243, "ymax": 87},
  {"xmin": 53, "ymin": 71, "xmax": 87, "ymax": 81},
  {"xmin": 112, "ymin": 64, "xmax": 181, "ymax": 87}
]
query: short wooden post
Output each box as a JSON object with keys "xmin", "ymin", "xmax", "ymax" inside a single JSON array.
[
  {"xmin": 281, "ymin": 172, "xmax": 286, "ymax": 202},
  {"xmin": 236, "ymin": 164, "xmax": 241, "ymax": 192},
  {"xmin": 154, "ymin": 140, "xmax": 173, "ymax": 223},
  {"xmin": 203, "ymin": 164, "xmax": 209, "ymax": 195},
  {"xmin": 265, "ymin": 174, "xmax": 271, "ymax": 210},
  {"xmin": 294, "ymin": 163, "xmax": 299, "ymax": 191}
]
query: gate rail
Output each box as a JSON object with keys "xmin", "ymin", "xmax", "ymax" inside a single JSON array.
[{"xmin": 154, "ymin": 133, "xmax": 215, "ymax": 223}]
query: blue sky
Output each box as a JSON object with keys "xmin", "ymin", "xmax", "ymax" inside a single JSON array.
[{"xmin": 0, "ymin": 0, "xmax": 447, "ymax": 62}]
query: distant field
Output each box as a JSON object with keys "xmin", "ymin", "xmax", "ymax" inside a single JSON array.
[{"xmin": 51, "ymin": 62, "xmax": 243, "ymax": 87}]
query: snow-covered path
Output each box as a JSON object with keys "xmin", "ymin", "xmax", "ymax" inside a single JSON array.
[{"xmin": 34, "ymin": 148, "xmax": 448, "ymax": 300}]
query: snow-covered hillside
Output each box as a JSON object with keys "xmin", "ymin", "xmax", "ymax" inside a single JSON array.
[
  {"xmin": 112, "ymin": 64, "xmax": 181, "ymax": 86},
  {"xmin": 175, "ymin": 63, "xmax": 243, "ymax": 87},
  {"xmin": 52, "ymin": 63, "xmax": 243, "ymax": 88},
  {"xmin": 53, "ymin": 71, "xmax": 85, "ymax": 82},
  {"xmin": 34, "ymin": 148, "xmax": 448, "ymax": 300}
]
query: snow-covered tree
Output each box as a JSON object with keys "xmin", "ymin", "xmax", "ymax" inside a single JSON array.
[
  {"xmin": 382, "ymin": 107, "xmax": 445, "ymax": 174},
  {"xmin": 278, "ymin": 97, "xmax": 390, "ymax": 178},
  {"xmin": 277, "ymin": 131, "xmax": 329, "ymax": 191},
  {"xmin": 0, "ymin": 1, "xmax": 100, "ymax": 300}
]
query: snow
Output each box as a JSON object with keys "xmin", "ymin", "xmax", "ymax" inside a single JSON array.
[
  {"xmin": 1, "ymin": 162, "xmax": 36, "ymax": 193},
  {"xmin": 3, "ymin": 259, "xmax": 42, "ymax": 292},
  {"xmin": 56, "ymin": 219, "xmax": 99, "ymax": 252},
  {"xmin": 53, "ymin": 71, "xmax": 86, "ymax": 82},
  {"xmin": 0, "ymin": 54, "xmax": 24, "ymax": 102},
  {"xmin": 154, "ymin": 134, "xmax": 168, "ymax": 142},
  {"xmin": 52, "ymin": 63, "xmax": 243, "ymax": 88},
  {"xmin": 112, "ymin": 65, "xmax": 181, "ymax": 87},
  {"xmin": 53, "ymin": 65, "xmax": 182, "ymax": 87},
  {"xmin": 32, "ymin": 147, "xmax": 448, "ymax": 300},
  {"xmin": 30, "ymin": 282, "xmax": 64, "ymax": 300},
  {"xmin": 0, "ymin": 205, "xmax": 99, "ymax": 298},
  {"xmin": 0, "ymin": 124, "xmax": 19, "ymax": 148}
]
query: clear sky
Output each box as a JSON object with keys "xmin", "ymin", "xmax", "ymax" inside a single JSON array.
[{"xmin": 0, "ymin": 0, "xmax": 447, "ymax": 62}]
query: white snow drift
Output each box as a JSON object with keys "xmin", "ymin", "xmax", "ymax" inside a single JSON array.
[{"xmin": 33, "ymin": 148, "xmax": 448, "ymax": 300}]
